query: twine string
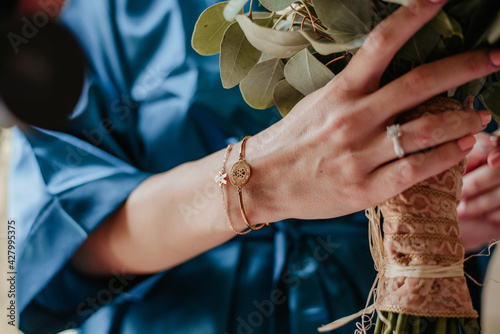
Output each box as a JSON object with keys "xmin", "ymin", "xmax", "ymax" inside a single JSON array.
[{"xmin": 318, "ymin": 205, "xmax": 497, "ymax": 333}]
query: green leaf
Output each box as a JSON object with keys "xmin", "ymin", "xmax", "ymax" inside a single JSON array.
[
  {"xmin": 284, "ymin": 48, "xmax": 334, "ymax": 96},
  {"xmin": 192, "ymin": 2, "xmax": 233, "ymax": 55},
  {"xmin": 220, "ymin": 23, "xmax": 262, "ymax": 88},
  {"xmin": 236, "ymin": 15, "xmax": 310, "ymax": 58},
  {"xmin": 457, "ymin": 318, "xmax": 481, "ymax": 334},
  {"xmin": 273, "ymin": 79, "xmax": 305, "ymax": 117},
  {"xmin": 397, "ymin": 24, "xmax": 441, "ymax": 64},
  {"xmin": 240, "ymin": 59, "xmax": 285, "ymax": 109},
  {"xmin": 485, "ymin": 11, "xmax": 500, "ymax": 45},
  {"xmin": 311, "ymin": 0, "xmax": 376, "ymax": 41},
  {"xmin": 325, "ymin": 29, "xmax": 365, "ymax": 44},
  {"xmin": 479, "ymin": 78, "xmax": 500, "ymax": 126},
  {"xmin": 259, "ymin": 0, "xmax": 295, "ymax": 12},
  {"xmin": 224, "ymin": 0, "xmax": 249, "ymax": 22},
  {"xmin": 299, "ymin": 30, "xmax": 366, "ymax": 55},
  {"xmin": 428, "ymin": 10, "xmax": 463, "ymax": 40},
  {"xmin": 383, "ymin": 0, "xmax": 409, "ymax": 5}
]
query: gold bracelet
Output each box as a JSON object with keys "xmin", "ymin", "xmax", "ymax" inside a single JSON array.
[
  {"xmin": 215, "ymin": 144, "xmax": 251, "ymax": 235},
  {"xmin": 229, "ymin": 136, "xmax": 269, "ymax": 231}
]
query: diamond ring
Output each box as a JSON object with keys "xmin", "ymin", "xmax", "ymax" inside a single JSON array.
[{"xmin": 387, "ymin": 124, "xmax": 405, "ymax": 158}]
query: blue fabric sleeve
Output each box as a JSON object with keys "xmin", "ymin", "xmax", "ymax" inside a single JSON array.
[{"xmin": 10, "ymin": 126, "xmax": 152, "ymax": 315}]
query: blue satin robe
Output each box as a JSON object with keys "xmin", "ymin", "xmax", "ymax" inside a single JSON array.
[{"xmin": 9, "ymin": 0, "xmax": 378, "ymax": 333}]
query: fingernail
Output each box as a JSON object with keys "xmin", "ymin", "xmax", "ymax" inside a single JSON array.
[
  {"xmin": 488, "ymin": 150, "xmax": 500, "ymax": 169},
  {"xmin": 490, "ymin": 135, "xmax": 499, "ymax": 146},
  {"xmin": 479, "ymin": 110, "xmax": 492, "ymax": 127},
  {"xmin": 457, "ymin": 135, "xmax": 476, "ymax": 152},
  {"xmin": 429, "ymin": 0, "xmax": 446, "ymax": 3},
  {"xmin": 457, "ymin": 201, "xmax": 466, "ymax": 216},
  {"xmin": 489, "ymin": 49, "xmax": 500, "ymax": 67}
]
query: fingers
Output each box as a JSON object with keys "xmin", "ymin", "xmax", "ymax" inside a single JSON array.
[
  {"xmin": 485, "ymin": 210, "xmax": 500, "ymax": 224},
  {"xmin": 458, "ymin": 187, "xmax": 500, "ymax": 218},
  {"xmin": 459, "ymin": 217, "xmax": 500, "ymax": 252},
  {"xmin": 369, "ymin": 110, "xmax": 487, "ymax": 163},
  {"xmin": 465, "ymin": 132, "xmax": 495, "ymax": 173},
  {"xmin": 462, "ymin": 163, "xmax": 500, "ymax": 200},
  {"xmin": 342, "ymin": 0, "xmax": 447, "ymax": 93},
  {"xmin": 368, "ymin": 137, "xmax": 474, "ymax": 201},
  {"xmin": 460, "ymin": 163, "xmax": 500, "ymax": 219},
  {"xmin": 488, "ymin": 147, "xmax": 500, "ymax": 169},
  {"xmin": 369, "ymin": 49, "xmax": 500, "ymax": 123}
]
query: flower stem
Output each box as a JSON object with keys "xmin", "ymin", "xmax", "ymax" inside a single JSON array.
[
  {"xmin": 387, "ymin": 312, "xmax": 397, "ymax": 333},
  {"xmin": 395, "ymin": 313, "xmax": 408, "ymax": 334},
  {"xmin": 374, "ymin": 312, "xmax": 386, "ymax": 334},
  {"xmin": 412, "ymin": 316, "xmax": 420, "ymax": 334},
  {"xmin": 449, "ymin": 318, "xmax": 460, "ymax": 334},
  {"xmin": 435, "ymin": 317, "xmax": 447, "ymax": 334}
]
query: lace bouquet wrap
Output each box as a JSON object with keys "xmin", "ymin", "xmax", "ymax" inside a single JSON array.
[{"xmin": 372, "ymin": 98, "xmax": 479, "ymax": 333}]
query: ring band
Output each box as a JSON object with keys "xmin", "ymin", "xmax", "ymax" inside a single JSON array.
[{"xmin": 387, "ymin": 124, "xmax": 405, "ymax": 158}]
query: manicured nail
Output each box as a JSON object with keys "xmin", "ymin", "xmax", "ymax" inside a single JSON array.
[
  {"xmin": 490, "ymin": 135, "xmax": 499, "ymax": 146},
  {"xmin": 457, "ymin": 135, "xmax": 476, "ymax": 152},
  {"xmin": 488, "ymin": 150, "xmax": 500, "ymax": 169},
  {"xmin": 457, "ymin": 201, "xmax": 466, "ymax": 217},
  {"xmin": 489, "ymin": 49, "xmax": 500, "ymax": 67},
  {"xmin": 479, "ymin": 110, "xmax": 492, "ymax": 127}
]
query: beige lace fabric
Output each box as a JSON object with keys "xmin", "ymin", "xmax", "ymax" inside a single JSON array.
[{"xmin": 376, "ymin": 98, "xmax": 478, "ymax": 318}]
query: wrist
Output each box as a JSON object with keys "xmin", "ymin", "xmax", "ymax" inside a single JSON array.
[{"xmin": 225, "ymin": 135, "xmax": 286, "ymax": 226}]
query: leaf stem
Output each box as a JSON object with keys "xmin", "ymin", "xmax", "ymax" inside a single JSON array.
[
  {"xmin": 248, "ymin": 0, "xmax": 253, "ymax": 20},
  {"xmin": 272, "ymin": 9, "xmax": 291, "ymax": 30},
  {"xmin": 325, "ymin": 54, "xmax": 346, "ymax": 67}
]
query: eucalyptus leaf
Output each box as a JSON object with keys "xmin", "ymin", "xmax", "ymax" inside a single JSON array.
[
  {"xmin": 236, "ymin": 15, "xmax": 310, "ymax": 58},
  {"xmin": 299, "ymin": 30, "xmax": 366, "ymax": 55},
  {"xmin": 428, "ymin": 10, "xmax": 463, "ymax": 40},
  {"xmin": 479, "ymin": 78, "xmax": 500, "ymax": 126},
  {"xmin": 192, "ymin": 2, "xmax": 233, "ymax": 55},
  {"xmin": 240, "ymin": 59, "xmax": 285, "ymax": 109},
  {"xmin": 273, "ymin": 80, "xmax": 304, "ymax": 117},
  {"xmin": 325, "ymin": 29, "xmax": 366, "ymax": 45},
  {"xmin": 457, "ymin": 318, "xmax": 481, "ymax": 334},
  {"xmin": 398, "ymin": 24, "xmax": 441, "ymax": 64},
  {"xmin": 284, "ymin": 48, "xmax": 334, "ymax": 96},
  {"xmin": 311, "ymin": 0, "xmax": 376, "ymax": 41},
  {"xmin": 486, "ymin": 11, "xmax": 500, "ymax": 45},
  {"xmin": 252, "ymin": 12, "xmax": 275, "ymax": 27},
  {"xmin": 224, "ymin": 0, "xmax": 248, "ymax": 22},
  {"xmin": 382, "ymin": 0, "xmax": 409, "ymax": 6},
  {"xmin": 259, "ymin": 0, "xmax": 295, "ymax": 12},
  {"xmin": 220, "ymin": 23, "xmax": 262, "ymax": 88}
]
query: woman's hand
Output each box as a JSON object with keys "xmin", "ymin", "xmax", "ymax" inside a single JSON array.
[
  {"xmin": 459, "ymin": 132, "xmax": 500, "ymax": 251},
  {"xmin": 245, "ymin": 0, "xmax": 500, "ymax": 224}
]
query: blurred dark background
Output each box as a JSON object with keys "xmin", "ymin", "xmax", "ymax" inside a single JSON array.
[{"xmin": 0, "ymin": 0, "xmax": 85, "ymax": 130}]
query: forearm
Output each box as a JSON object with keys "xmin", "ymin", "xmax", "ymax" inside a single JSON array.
[{"xmin": 70, "ymin": 138, "xmax": 279, "ymax": 276}]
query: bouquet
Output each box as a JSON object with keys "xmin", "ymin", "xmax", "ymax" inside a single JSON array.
[{"xmin": 192, "ymin": 1, "xmax": 500, "ymax": 333}]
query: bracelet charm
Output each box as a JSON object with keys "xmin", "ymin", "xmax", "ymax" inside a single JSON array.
[{"xmin": 229, "ymin": 160, "xmax": 251, "ymax": 187}]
